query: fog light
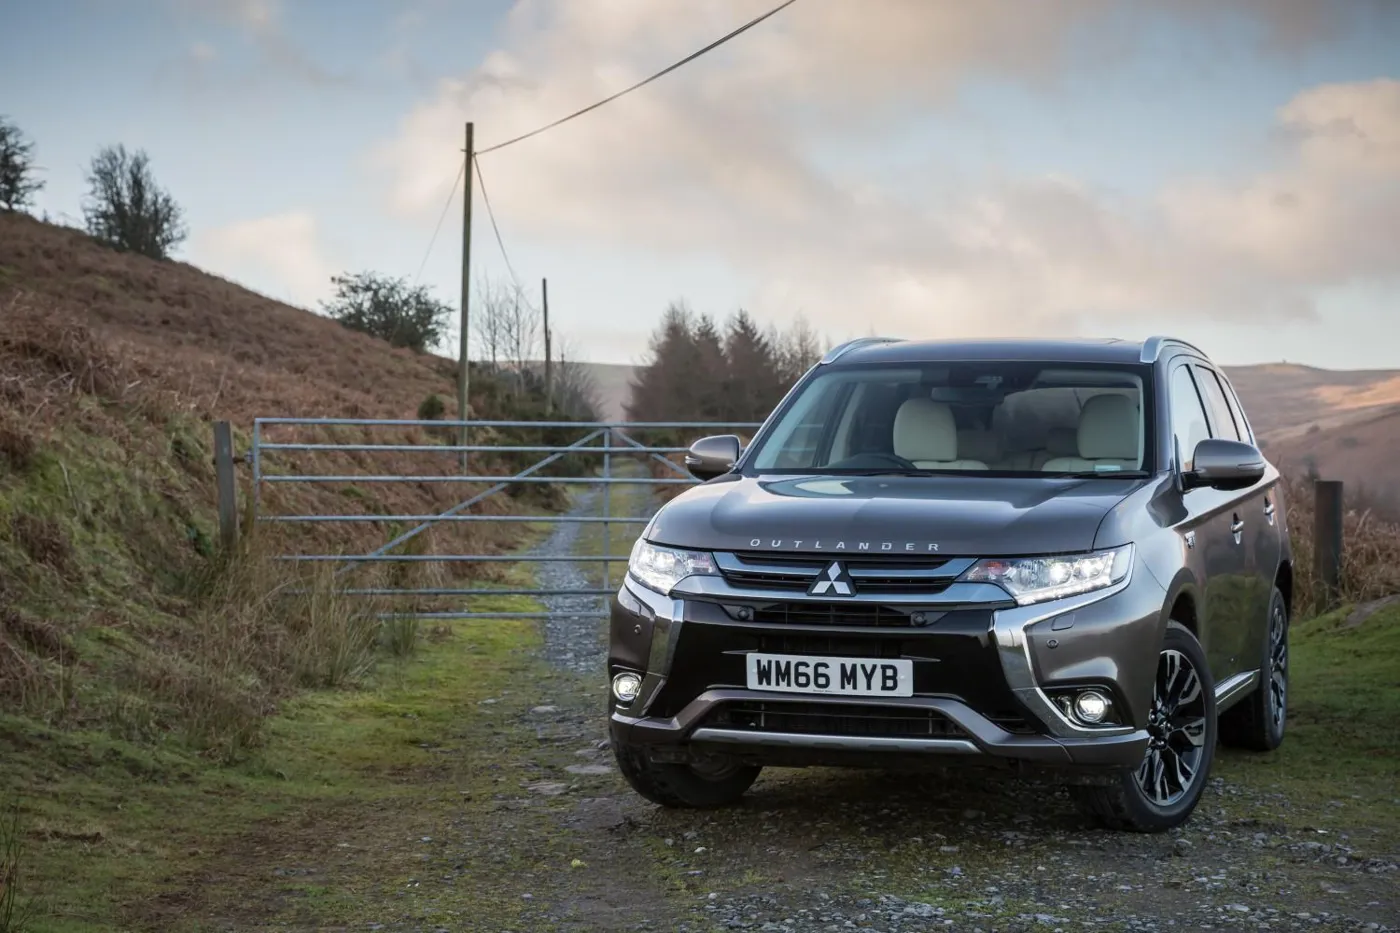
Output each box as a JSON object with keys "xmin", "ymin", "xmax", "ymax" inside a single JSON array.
[
  {"xmin": 612, "ymin": 672, "xmax": 643, "ymax": 704},
  {"xmin": 1073, "ymin": 690, "xmax": 1111, "ymax": 724}
]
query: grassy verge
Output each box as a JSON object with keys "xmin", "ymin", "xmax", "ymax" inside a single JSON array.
[
  {"xmin": 1, "ymin": 595, "xmax": 582, "ymax": 933},
  {"xmin": 1213, "ymin": 601, "xmax": 1400, "ymax": 837}
]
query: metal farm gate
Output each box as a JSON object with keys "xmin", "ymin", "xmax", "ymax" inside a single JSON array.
[{"xmin": 248, "ymin": 419, "xmax": 761, "ymax": 620}]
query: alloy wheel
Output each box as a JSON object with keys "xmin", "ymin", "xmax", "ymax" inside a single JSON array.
[
  {"xmin": 1268, "ymin": 602, "xmax": 1288, "ymax": 729},
  {"xmin": 1137, "ymin": 648, "xmax": 1208, "ymax": 807}
]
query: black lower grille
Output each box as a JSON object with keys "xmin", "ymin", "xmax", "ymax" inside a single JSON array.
[
  {"xmin": 987, "ymin": 713, "xmax": 1038, "ymax": 735},
  {"xmin": 707, "ymin": 701, "xmax": 968, "ymax": 739}
]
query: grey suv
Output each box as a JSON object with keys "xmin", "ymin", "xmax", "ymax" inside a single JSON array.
[{"xmin": 608, "ymin": 336, "xmax": 1291, "ymax": 832}]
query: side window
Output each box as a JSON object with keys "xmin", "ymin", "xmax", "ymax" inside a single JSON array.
[
  {"xmin": 1218, "ymin": 375, "xmax": 1255, "ymax": 444},
  {"xmin": 1169, "ymin": 365, "xmax": 1212, "ymax": 471},
  {"xmin": 1192, "ymin": 365, "xmax": 1242, "ymax": 442}
]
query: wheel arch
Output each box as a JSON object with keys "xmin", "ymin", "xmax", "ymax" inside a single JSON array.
[{"xmin": 1159, "ymin": 568, "xmax": 1203, "ymax": 645}]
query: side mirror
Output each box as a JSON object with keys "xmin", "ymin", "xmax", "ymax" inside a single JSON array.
[
  {"xmin": 1183, "ymin": 438, "xmax": 1266, "ymax": 491},
  {"xmin": 683, "ymin": 435, "xmax": 741, "ymax": 481}
]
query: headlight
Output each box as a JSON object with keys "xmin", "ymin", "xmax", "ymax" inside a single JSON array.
[
  {"xmin": 960, "ymin": 545, "xmax": 1132, "ymax": 606},
  {"xmin": 627, "ymin": 539, "xmax": 716, "ymax": 595}
]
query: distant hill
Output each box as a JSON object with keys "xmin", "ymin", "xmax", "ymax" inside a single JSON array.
[{"xmin": 573, "ymin": 362, "xmax": 639, "ymax": 423}]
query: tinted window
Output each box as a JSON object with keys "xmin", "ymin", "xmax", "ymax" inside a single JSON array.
[
  {"xmin": 1193, "ymin": 365, "xmax": 1242, "ymax": 442},
  {"xmin": 1217, "ymin": 374, "xmax": 1254, "ymax": 444},
  {"xmin": 1169, "ymin": 365, "xmax": 1212, "ymax": 470}
]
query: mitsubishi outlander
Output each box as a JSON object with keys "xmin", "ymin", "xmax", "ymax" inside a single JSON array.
[{"xmin": 607, "ymin": 336, "xmax": 1291, "ymax": 832}]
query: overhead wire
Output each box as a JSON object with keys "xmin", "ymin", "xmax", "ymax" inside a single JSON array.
[
  {"xmin": 475, "ymin": 0, "xmax": 800, "ymax": 156},
  {"xmin": 411, "ymin": 160, "xmax": 463, "ymax": 288},
  {"xmin": 472, "ymin": 154, "xmax": 521, "ymax": 291},
  {"xmin": 410, "ymin": 0, "xmax": 800, "ymax": 300}
]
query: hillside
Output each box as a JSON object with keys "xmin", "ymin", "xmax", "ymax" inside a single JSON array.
[
  {"xmin": 0, "ymin": 212, "xmax": 570, "ymax": 764},
  {"xmin": 1224, "ymin": 362, "xmax": 1400, "ymax": 440},
  {"xmin": 0, "ymin": 212, "xmax": 459, "ymax": 424}
]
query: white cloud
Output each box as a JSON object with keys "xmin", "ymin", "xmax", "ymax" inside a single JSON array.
[
  {"xmin": 193, "ymin": 210, "xmax": 338, "ymax": 309},
  {"xmin": 371, "ymin": 1, "xmax": 1400, "ymax": 345},
  {"xmin": 170, "ymin": 0, "xmax": 344, "ymax": 85}
]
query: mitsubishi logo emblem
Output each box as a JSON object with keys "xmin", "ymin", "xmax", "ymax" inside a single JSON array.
[{"xmin": 808, "ymin": 561, "xmax": 855, "ymax": 597}]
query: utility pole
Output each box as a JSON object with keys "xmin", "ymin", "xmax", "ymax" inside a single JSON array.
[
  {"xmin": 542, "ymin": 277, "xmax": 553, "ymax": 414},
  {"xmin": 458, "ymin": 121, "xmax": 475, "ymax": 465}
]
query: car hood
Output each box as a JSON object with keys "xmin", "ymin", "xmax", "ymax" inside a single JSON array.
[{"xmin": 644, "ymin": 473, "xmax": 1148, "ymax": 557}]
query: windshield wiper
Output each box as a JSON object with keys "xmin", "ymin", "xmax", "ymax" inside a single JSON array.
[
  {"xmin": 811, "ymin": 468, "xmax": 934, "ymax": 477},
  {"xmin": 1047, "ymin": 470, "xmax": 1148, "ymax": 479}
]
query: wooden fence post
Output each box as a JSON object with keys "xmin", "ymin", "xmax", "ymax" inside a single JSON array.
[
  {"xmin": 214, "ymin": 420, "xmax": 239, "ymax": 551},
  {"xmin": 1313, "ymin": 478, "xmax": 1344, "ymax": 609}
]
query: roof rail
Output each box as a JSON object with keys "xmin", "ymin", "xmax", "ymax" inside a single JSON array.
[
  {"xmin": 1140, "ymin": 335, "xmax": 1210, "ymax": 363},
  {"xmin": 820, "ymin": 336, "xmax": 905, "ymax": 364}
]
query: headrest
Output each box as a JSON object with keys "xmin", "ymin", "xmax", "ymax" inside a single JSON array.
[
  {"xmin": 1046, "ymin": 426, "xmax": 1078, "ymax": 457},
  {"xmin": 957, "ymin": 427, "xmax": 1003, "ymax": 463},
  {"xmin": 1078, "ymin": 394, "xmax": 1139, "ymax": 461},
  {"xmin": 893, "ymin": 398, "xmax": 958, "ymax": 463}
]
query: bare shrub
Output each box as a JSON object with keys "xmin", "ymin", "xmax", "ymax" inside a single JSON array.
[
  {"xmin": 81, "ymin": 144, "xmax": 186, "ymax": 260},
  {"xmin": 1284, "ymin": 474, "xmax": 1400, "ymax": 614},
  {"xmin": 0, "ymin": 116, "xmax": 44, "ymax": 214}
]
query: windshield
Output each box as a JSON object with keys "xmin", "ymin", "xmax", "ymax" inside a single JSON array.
[{"xmin": 746, "ymin": 361, "xmax": 1151, "ymax": 476}]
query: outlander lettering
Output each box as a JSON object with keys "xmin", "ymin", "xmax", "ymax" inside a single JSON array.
[
  {"xmin": 747, "ymin": 539, "xmax": 941, "ymax": 552},
  {"xmin": 610, "ymin": 336, "xmax": 1293, "ymax": 833}
]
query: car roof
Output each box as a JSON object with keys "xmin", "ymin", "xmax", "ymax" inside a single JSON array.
[{"xmin": 826, "ymin": 336, "xmax": 1202, "ymax": 367}]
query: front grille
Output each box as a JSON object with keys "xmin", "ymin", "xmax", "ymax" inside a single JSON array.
[
  {"xmin": 717, "ymin": 551, "xmax": 956, "ymax": 595},
  {"xmin": 756, "ymin": 633, "xmax": 904, "ymax": 659},
  {"xmin": 706, "ymin": 701, "xmax": 969, "ymax": 740},
  {"xmin": 746, "ymin": 602, "xmax": 916, "ymax": 627}
]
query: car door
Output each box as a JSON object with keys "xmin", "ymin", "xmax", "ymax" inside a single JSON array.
[
  {"xmin": 1167, "ymin": 361, "xmax": 1249, "ymax": 685},
  {"xmin": 1195, "ymin": 364, "xmax": 1279, "ymax": 663}
]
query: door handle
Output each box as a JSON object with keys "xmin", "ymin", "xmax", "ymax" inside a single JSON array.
[
  {"xmin": 1263, "ymin": 500, "xmax": 1276, "ymax": 524},
  {"xmin": 1230, "ymin": 518, "xmax": 1245, "ymax": 535}
]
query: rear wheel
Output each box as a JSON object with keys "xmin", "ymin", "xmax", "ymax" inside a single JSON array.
[
  {"xmin": 1071, "ymin": 621, "xmax": 1216, "ymax": 832},
  {"xmin": 613, "ymin": 740, "xmax": 761, "ymax": 809},
  {"xmin": 1220, "ymin": 586, "xmax": 1288, "ymax": 751}
]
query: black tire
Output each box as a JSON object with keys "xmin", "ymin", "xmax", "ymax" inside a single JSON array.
[
  {"xmin": 613, "ymin": 740, "xmax": 761, "ymax": 809},
  {"xmin": 1220, "ymin": 586, "xmax": 1289, "ymax": 752},
  {"xmin": 1070, "ymin": 620, "xmax": 1217, "ymax": 833}
]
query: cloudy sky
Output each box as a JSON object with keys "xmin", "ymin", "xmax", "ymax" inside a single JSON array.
[{"xmin": 5, "ymin": 0, "xmax": 1400, "ymax": 369}]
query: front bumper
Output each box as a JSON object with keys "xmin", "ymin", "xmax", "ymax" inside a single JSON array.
[{"xmin": 608, "ymin": 558, "xmax": 1168, "ymax": 772}]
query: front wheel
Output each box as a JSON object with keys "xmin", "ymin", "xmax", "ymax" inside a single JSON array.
[
  {"xmin": 1070, "ymin": 620, "xmax": 1217, "ymax": 832},
  {"xmin": 613, "ymin": 740, "xmax": 761, "ymax": 809}
]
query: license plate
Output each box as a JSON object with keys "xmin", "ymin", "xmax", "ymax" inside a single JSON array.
[{"xmin": 745, "ymin": 653, "xmax": 913, "ymax": 697}]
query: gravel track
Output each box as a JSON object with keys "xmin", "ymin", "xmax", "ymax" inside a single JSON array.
[{"xmin": 534, "ymin": 482, "xmax": 657, "ymax": 676}]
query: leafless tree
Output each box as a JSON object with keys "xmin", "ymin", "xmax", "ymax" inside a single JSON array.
[
  {"xmin": 82, "ymin": 144, "xmax": 186, "ymax": 259},
  {"xmin": 550, "ymin": 332, "xmax": 601, "ymax": 420},
  {"xmin": 0, "ymin": 116, "xmax": 44, "ymax": 213}
]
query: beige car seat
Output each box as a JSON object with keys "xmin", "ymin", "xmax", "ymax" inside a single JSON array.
[
  {"xmin": 1040, "ymin": 394, "xmax": 1141, "ymax": 472},
  {"xmin": 892, "ymin": 399, "xmax": 990, "ymax": 470}
]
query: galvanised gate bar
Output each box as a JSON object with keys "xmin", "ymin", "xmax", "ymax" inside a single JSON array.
[{"xmin": 250, "ymin": 418, "xmax": 761, "ymax": 619}]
